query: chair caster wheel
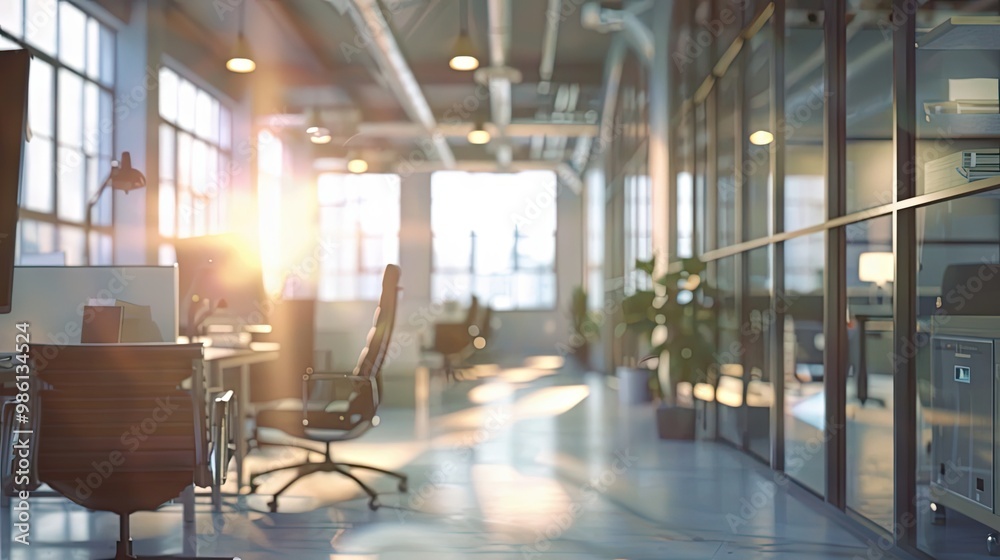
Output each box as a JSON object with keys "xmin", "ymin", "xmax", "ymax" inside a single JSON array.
[
  {"xmin": 368, "ymin": 498, "xmax": 380, "ymax": 511},
  {"xmin": 988, "ymin": 531, "xmax": 1000, "ymax": 556},
  {"xmin": 398, "ymin": 479, "xmax": 408, "ymax": 492},
  {"xmin": 267, "ymin": 500, "xmax": 278, "ymax": 513}
]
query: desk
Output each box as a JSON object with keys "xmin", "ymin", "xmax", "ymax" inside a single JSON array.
[{"xmin": 202, "ymin": 342, "xmax": 279, "ymax": 510}]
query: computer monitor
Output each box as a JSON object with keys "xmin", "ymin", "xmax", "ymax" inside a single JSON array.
[
  {"xmin": 173, "ymin": 233, "xmax": 269, "ymax": 336},
  {"xmin": 0, "ymin": 49, "xmax": 31, "ymax": 314}
]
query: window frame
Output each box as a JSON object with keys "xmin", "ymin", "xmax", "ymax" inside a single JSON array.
[{"xmin": 3, "ymin": 0, "xmax": 117, "ymax": 265}]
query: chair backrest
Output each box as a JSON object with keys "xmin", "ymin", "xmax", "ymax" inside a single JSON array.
[
  {"xmin": 32, "ymin": 343, "xmax": 208, "ymax": 514},
  {"xmin": 350, "ymin": 264, "xmax": 401, "ymax": 402},
  {"xmin": 464, "ymin": 295, "xmax": 480, "ymax": 328}
]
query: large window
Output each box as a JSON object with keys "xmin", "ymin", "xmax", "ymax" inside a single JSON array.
[
  {"xmin": 157, "ymin": 66, "xmax": 232, "ymax": 264},
  {"xmin": 2, "ymin": 0, "xmax": 115, "ymax": 265},
  {"xmin": 431, "ymin": 171, "xmax": 557, "ymax": 311},
  {"xmin": 317, "ymin": 173, "xmax": 400, "ymax": 301}
]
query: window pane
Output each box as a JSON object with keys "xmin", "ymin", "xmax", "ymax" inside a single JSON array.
[
  {"xmin": 433, "ymin": 235, "xmax": 472, "ymax": 271},
  {"xmin": 19, "ymin": 220, "xmax": 56, "ymax": 257},
  {"xmin": 195, "ymin": 89, "xmax": 212, "ymax": 139},
  {"xmin": 86, "ymin": 17, "xmax": 99, "ymax": 79},
  {"xmin": 177, "ymin": 131, "xmax": 192, "ymax": 188},
  {"xmin": 98, "ymin": 24, "xmax": 113, "ymax": 85},
  {"xmin": 23, "ymin": 136, "xmax": 53, "ymax": 212},
  {"xmin": 160, "ymin": 124, "xmax": 175, "ymax": 181},
  {"xmin": 517, "ymin": 234, "xmax": 555, "ymax": 271},
  {"xmin": 0, "ymin": 0, "xmax": 22, "ymax": 37},
  {"xmin": 83, "ymin": 81, "xmax": 99, "ymax": 155},
  {"xmin": 159, "ymin": 67, "xmax": 178, "ymax": 123},
  {"xmin": 58, "ymin": 225, "xmax": 85, "ymax": 265},
  {"xmin": 58, "ymin": 1, "xmax": 86, "ymax": 71},
  {"xmin": 474, "ymin": 235, "xmax": 514, "ymax": 274},
  {"xmin": 177, "ymin": 78, "xmax": 196, "ymax": 131},
  {"xmin": 29, "ymin": 58, "xmax": 54, "ymax": 138},
  {"xmin": 25, "ymin": 0, "xmax": 57, "ymax": 56},
  {"xmin": 86, "ymin": 155, "xmax": 110, "ymax": 226},
  {"xmin": 57, "ymin": 147, "xmax": 85, "ymax": 222},
  {"xmin": 431, "ymin": 170, "xmax": 557, "ymax": 309},
  {"xmin": 88, "ymin": 231, "xmax": 112, "ymax": 265},
  {"xmin": 98, "ymin": 89, "xmax": 112, "ymax": 156},
  {"xmin": 220, "ymin": 106, "xmax": 231, "ymax": 149},
  {"xmin": 159, "ymin": 181, "xmax": 176, "ymax": 237},
  {"xmin": 58, "ymin": 68, "xmax": 83, "ymax": 149}
]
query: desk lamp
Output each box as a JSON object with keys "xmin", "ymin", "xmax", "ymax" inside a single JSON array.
[
  {"xmin": 84, "ymin": 152, "xmax": 146, "ymax": 265},
  {"xmin": 859, "ymin": 251, "xmax": 894, "ymax": 305}
]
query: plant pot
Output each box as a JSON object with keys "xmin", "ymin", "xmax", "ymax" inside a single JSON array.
[
  {"xmin": 656, "ymin": 404, "xmax": 696, "ymax": 440},
  {"xmin": 616, "ymin": 366, "xmax": 651, "ymax": 405}
]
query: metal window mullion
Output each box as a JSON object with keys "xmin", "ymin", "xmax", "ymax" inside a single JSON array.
[
  {"xmin": 891, "ymin": 0, "xmax": 917, "ymax": 550},
  {"xmin": 735, "ymin": 39, "xmax": 751, "ymax": 451},
  {"xmin": 823, "ymin": 0, "xmax": 848, "ymax": 510},
  {"xmin": 770, "ymin": 0, "xmax": 786, "ymax": 471}
]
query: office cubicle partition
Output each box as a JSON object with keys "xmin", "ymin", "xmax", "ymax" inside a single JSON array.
[{"xmin": 0, "ymin": 266, "xmax": 179, "ymax": 351}]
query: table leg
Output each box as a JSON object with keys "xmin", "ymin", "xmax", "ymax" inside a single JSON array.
[
  {"xmin": 235, "ymin": 364, "xmax": 250, "ymax": 492},
  {"xmin": 182, "ymin": 484, "xmax": 195, "ymax": 523}
]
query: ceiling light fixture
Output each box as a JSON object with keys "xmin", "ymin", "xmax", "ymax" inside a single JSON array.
[
  {"xmin": 449, "ymin": 0, "xmax": 479, "ymax": 71},
  {"xmin": 309, "ymin": 127, "xmax": 332, "ymax": 144},
  {"xmin": 467, "ymin": 122, "xmax": 491, "ymax": 144},
  {"xmin": 347, "ymin": 157, "xmax": 368, "ymax": 174},
  {"xmin": 305, "ymin": 107, "xmax": 325, "ymax": 135},
  {"xmin": 749, "ymin": 130, "xmax": 774, "ymax": 145},
  {"xmin": 226, "ymin": 1, "xmax": 256, "ymax": 73}
]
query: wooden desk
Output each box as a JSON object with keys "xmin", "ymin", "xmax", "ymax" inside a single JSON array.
[{"xmin": 203, "ymin": 342, "xmax": 279, "ymax": 510}]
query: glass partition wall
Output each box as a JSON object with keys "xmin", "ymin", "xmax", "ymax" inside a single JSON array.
[{"xmin": 667, "ymin": 0, "xmax": 1000, "ymax": 557}]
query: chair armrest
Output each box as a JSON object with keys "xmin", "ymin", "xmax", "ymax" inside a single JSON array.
[
  {"xmin": 257, "ymin": 373, "xmax": 377, "ymax": 437},
  {"xmin": 210, "ymin": 390, "xmax": 235, "ymax": 489}
]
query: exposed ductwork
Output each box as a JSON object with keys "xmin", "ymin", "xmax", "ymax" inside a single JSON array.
[
  {"xmin": 357, "ymin": 121, "xmax": 599, "ymax": 139},
  {"xmin": 330, "ymin": 0, "xmax": 456, "ymax": 168},
  {"xmin": 479, "ymin": 0, "xmax": 517, "ymax": 168},
  {"xmin": 538, "ymin": 0, "xmax": 562, "ymax": 95},
  {"xmin": 581, "ymin": 1, "xmax": 654, "ymax": 66}
]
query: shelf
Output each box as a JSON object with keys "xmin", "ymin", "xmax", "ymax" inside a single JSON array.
[
  {"xmin": 917, "ymin": 16, "xmax": 1000, "ymax": 50},
  {"xmin": 919, "ymin": 114, "xmax": 1000, "ymax": 137}
]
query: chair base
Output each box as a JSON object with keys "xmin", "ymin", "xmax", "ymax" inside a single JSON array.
[
  {"xmin": 109, "ymin": 515, "xmax": 238, "ymax": 560},
  {"xmin": 249, "ymin": 442, "xmax": 407, "ymax": 512}
]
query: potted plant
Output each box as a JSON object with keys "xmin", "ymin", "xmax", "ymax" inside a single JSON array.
[
  {"xmin": 565, "ymin": 286, "xmax": 600, "ymax": 368},
  {"xmin": 616, "ymin": 256, "xmax": 717, "ymax": 439}
]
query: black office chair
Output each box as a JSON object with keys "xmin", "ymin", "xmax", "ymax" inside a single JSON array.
[
  {"xmin": 424, "ymin": 296, "xmax": 481, "ymax": 380},
  {"xmin": 250, "ymin": 264, "xmax": 406, "ymax": 512},
  {"xmin": 30, "ymin": 343, "xmax": 235, "ymax": 560}
]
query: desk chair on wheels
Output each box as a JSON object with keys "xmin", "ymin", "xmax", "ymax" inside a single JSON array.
[
  {"xmin": 30, "ymin": 343, "xmax": 236, "ymax": 560},
  {"xmin": 251, "ymin": 264, "xmax": 407, "ymax": 512}
]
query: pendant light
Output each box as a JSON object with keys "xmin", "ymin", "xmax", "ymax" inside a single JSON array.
[
  {"xmin": 467, "ymin": 121, "xmax": 490, "ymax": 144},
  {"xmin": 449, "ymin": 0, "xmax": 479, "ymax": 71},
  {"xmin": 226, "ymin": 1, "xmax": 256, "ymax": 73}
]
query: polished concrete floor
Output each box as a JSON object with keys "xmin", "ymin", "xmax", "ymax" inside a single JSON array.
[{"xmin": 1, "ymin": 360, "xmax": 887, "ymax": 559}]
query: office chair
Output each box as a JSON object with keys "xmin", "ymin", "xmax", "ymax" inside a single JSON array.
[
  {"xmin": 30, "ymin": 343, "xmax": 236, "ymax": 560},
  {"xmin": 250, "ymin": 264, "xmax": 407, "ymax": 512},
  {"xmin": 424, "ymin": 296, "xmax": 481, "ymax": 380}
]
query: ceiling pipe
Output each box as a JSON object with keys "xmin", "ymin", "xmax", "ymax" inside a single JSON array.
[
  {"xmin": 581, "ymin": 1, "xmax": 654, "ymax": 66},
  {"xmin": 357, "ymin": 121, "xmax": 599, "ymax": 138},
  {"xmin": 537, "ymin": 0, "xmax": 562, "ymax": 95},
  {"xmin": 597, "ymin": 35, "xmax": 628, "ymax": 175},
  {"xmin": 481, "ymin": 0, "xmax": 515, "ymax": 168},
  {"xmin": 332, "ymin": 0, "xmax": 456, "ymax": 167}
]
